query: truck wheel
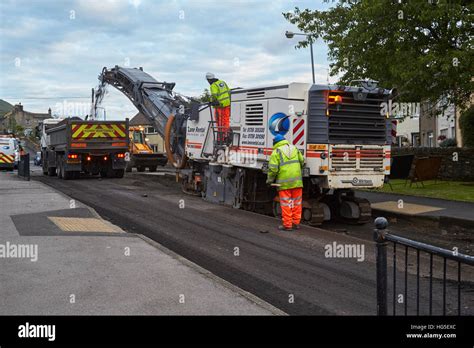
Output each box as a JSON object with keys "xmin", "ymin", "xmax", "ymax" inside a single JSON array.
[
  {"xmin": 59, "ymin": 155, "xmax": 69, "ymax": 179},
  {"xmin": 57, "ymin": 159, "xmax": 63, "ymax": 179},
  {"xmin": 137, "ymin": 166, "xmax": 145, "ymax": 172},
  {"xmin": 100, "ymin": 171, "xmax": 108, "ymax": 178},
  {"xmin": 126, "ymin": 165, "xmax": 132, "ymax": 173},
  {"xmin": 149, "ymin": 166, "xmax": 157, "ymax": 172},
  {"xmin": 113, "ymin": 169, "xmax": 125, "ymax": 178},
  {"xmin": 63, "ymin": 170, "xmax": 73, "ymax": 180}
]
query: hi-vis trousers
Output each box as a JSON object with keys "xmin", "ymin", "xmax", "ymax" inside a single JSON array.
[
  {"xmin": 215, "ymin": 106, "xmax": 230, "ymax": 142},
  {"xmin": 278, "ymin": 187, "xmax": 303, "ymax": 228}
]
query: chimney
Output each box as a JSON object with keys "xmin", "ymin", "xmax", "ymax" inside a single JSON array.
[{"xmin": 48, "ymin": 107, "xmax": 51, "ymax": 116}]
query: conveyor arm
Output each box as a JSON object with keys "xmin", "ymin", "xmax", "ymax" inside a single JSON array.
[{"xmin": 96, "ymin": 66, "xmax": 188, "ymax": 167}]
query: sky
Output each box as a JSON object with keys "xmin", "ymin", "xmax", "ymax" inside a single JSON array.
[{"xmin": 0, "ymin": 0, "xmax": 334, "ymax": 119}]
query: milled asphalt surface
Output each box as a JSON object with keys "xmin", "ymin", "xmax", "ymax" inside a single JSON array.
[
  {"xmin": 0, "ymin": 171, "xmax": 282, "ymax": 315},
  {"xmin": 31, "ymin": 168, "xmax": 474, "ymax": 315}
]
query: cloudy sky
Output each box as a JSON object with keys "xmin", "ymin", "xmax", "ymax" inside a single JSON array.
[{"xmin": 0, "ymin": 0, "xmax": 334, "ymax": 119}]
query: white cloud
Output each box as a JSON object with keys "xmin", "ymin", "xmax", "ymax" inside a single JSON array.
[{"xmin": 1, "ymin": 0, "xmax": 331, "ymax": 117}]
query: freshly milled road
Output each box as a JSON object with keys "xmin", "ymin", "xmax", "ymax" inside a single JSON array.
[{"xmin": 33, "ymin": 171, "xmax": 472, "ymax": 315}]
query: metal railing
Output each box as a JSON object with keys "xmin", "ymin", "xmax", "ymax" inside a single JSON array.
[
  {"xmin": 373, "ymin": 217, "xmax": 474, "ymax": 316},
  {"xmin": 17, "ymin": 153, "xmax": 30, "ymax": 181}
]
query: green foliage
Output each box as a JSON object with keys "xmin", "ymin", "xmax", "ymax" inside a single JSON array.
[
  {"xmin": 0, "ymin": 99, "xmax": 13, "ymax": 117},
  {"xmin": 197, "ymin": 89, "xmax": 212, "ymax": 103},
  {"xmin": 439, "ymin": 138, "xmax": 457, "ymax": 147},
  {"xmin": 15, "ymin": 125, "xmax": 24, "ymax": 135},
  {"xmin": 283, "ymin": 1, "xmax": 473, "ymax": 110},
  {"xmin": 460, "ymin": 106, "xmax": 474, "ymax": 148},
  {"xmin": 370, "ymin": 179, "xmax": 474, "ymax": 203}
]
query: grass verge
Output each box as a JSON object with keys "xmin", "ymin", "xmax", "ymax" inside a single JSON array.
[{"xmin": 365, "ymin": 179, "xmax": 474, "ymax": 203}]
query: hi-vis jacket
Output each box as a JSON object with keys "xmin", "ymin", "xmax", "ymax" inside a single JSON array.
[
  {"xmin": 267, "ymin": 139, "xmax": 304, "ymax": 191},
  {"xmin": 210, "ymin": 80, "xmax": 230, "ymax": 108}
]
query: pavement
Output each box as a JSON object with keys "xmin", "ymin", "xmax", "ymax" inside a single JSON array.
[
  {"xmin": 356, "ymin": 190, "xmax": 474, "ymax": 224},
  {"xmin": 0, "ymin": 170, "xmax": 283, "ymax": 315}
]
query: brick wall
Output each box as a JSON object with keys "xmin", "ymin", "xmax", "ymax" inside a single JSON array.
[{"xmin": 392, "ymin": 147, "xmax": 474, "ymax": 181}]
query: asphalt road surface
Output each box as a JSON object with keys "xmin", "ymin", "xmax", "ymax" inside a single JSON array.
[{"xmin": 33, "ymin": 169, "xmax": 474, "ymax": 315}]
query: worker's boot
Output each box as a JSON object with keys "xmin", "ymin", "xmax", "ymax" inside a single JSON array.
[
  {"xmin": 278, "ymin": 225, "xmax": 293, "ymax": 231},
  {"xmin": 293, "ymin": 224, "xmax": 301, "ymax": 230}
]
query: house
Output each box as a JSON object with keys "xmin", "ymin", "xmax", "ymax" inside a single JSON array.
[
  {"xmin": 393, "ymin": 105, "xmax": 420, "ymax": 147},
  {"xmin": 419, "ymin": 100, "xmax": 459, "ymax": 147},
  {"xmin": 129, "ymin": 112, "xmax": 165, "ymax": 152},
  {"xmin": 2, "ymin": 103, "xmax": 51, "ymax": 136}
]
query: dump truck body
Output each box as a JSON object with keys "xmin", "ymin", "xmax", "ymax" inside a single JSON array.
[{"xmin": 42, "ymin": 118, "xmax": 129, "ymax": 179}]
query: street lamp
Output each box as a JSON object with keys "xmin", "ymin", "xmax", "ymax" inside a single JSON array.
[{"xmin": 285, "ymin": 30, "xmax": 315, "ymax": 84}]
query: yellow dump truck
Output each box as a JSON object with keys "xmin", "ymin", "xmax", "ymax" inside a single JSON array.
[{"xmin": 127, "ymin": 126, "xmax": 167, "ymax": 172}]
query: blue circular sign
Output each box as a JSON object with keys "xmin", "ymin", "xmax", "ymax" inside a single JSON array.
[{"xmin": 269, "ymin": 112, "xmax": 290, "ymax": 136}]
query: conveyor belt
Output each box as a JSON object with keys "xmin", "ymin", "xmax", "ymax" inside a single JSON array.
[{"xmin": 96, "ymin": 66, "xmax": 188, "ymax": 167}]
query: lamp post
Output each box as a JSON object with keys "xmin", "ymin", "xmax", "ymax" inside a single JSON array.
[
  {"xmin": 285, "ymin": 31, "xmax": 315, "ymax": 84},
  {"xmin": 95, "ymin": 106, "xmax": 107, "ymax": 121}
]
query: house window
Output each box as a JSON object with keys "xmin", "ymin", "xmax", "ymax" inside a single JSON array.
[
  {"xmin": 145, "ymin": 126, "xmax": 157, "ymax": 134},
  {"xmin": 412, "ymin": 133, "xmax": 420, "ymax": 147},
  {"xmin": 428, "ymin": 132, "xmax": 433, "ymax": 147}
]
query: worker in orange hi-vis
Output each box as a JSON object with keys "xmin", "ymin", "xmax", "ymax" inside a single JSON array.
[
  {"xmin": 206, "ymin": 73, "xmax": 230, "ymax": 143},
  {"xmin": 18, "ymin": 144, "xmax": 26, "ymax": 156},
  {"xmin": 266, "ymin": 134, "xmax": 305, "ymax": 231}
]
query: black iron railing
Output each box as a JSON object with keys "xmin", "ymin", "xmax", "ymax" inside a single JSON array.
[
  {"xmin": 17, "ymin": 153, "xmax": 30, "ymax": 181},
  {"xmin": 373, "ymin": 217, "xmax": 474, "ymax": 316}
]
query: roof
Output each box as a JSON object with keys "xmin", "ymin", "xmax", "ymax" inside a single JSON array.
[
  {"xmin": 23, "ymin": 110, "xmax": 50, "ymax": 119},
  {"xmin": 130, "ymin": 112, "xmax": 152, "ymax": 126},
  {"xmin": 4, "ymin": 109, "xmax": 50, "ymax": 119}
]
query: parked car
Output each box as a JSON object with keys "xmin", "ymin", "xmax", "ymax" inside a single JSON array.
[{"xmin": 34, "ymin": 151, "xmax": 42, "ymax": 166}]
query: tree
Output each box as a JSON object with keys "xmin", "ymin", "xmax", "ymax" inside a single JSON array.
[
  {"xmin": 283, "ymin": 1, "xmax": 473, "ymax": 113},
  {"xmin": 197, "ymin": 89, "xmax": 212, "ymax": 103},
  {"xmin": 460, "ymin": 106, "xmax": 474, "ymax": 148},
  {"xmin": 15, "ymin": 125, "xmax": 24, "ymax": 136}
]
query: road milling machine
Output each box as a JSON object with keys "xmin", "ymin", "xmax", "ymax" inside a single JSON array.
[{"xmin": 97, "ymin": 66, "xmax": 394, "ymax": 224}]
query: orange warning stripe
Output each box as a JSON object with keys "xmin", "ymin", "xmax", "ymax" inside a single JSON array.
[
  {"xmin": 186, "ymin": 141, "xmax": 203, "ymax": 149},
  {"xmin": 71, "ymin": 124, "xmax": 126, "ymax": 139},
  {"xmin": 0, "ymin": 152, "xmax": 15, "ymax": 163}
]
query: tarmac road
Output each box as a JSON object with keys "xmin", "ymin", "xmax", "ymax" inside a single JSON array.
[{"xmin": 33, "ymin": 170, "xmax": 474, "ymax": 315}]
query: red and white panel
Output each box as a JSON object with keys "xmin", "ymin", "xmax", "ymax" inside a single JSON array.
[
  {"xmin": 391, "ymin": 119, "xmax": 397, "ymax": 144},
  {"xmin": 292, "ymin": 118, "xmax": 305, "ymax": 146}
]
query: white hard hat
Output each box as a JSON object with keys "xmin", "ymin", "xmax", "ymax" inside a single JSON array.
[{"xmin": 205, "ymin": 72, "xmax": 215, "ymax": 80}]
